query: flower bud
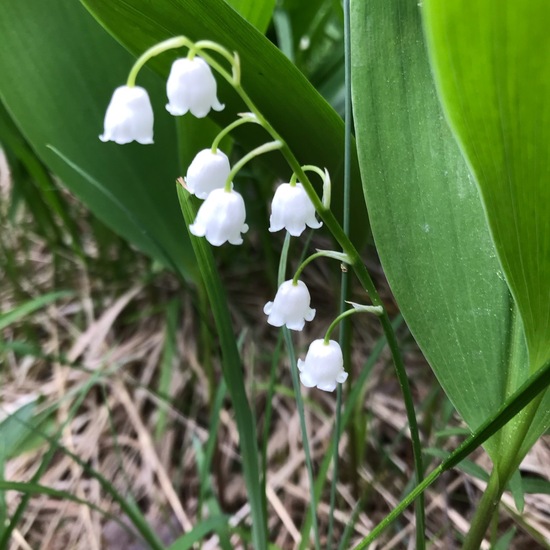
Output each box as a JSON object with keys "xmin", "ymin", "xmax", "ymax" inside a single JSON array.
[
  {"xmin": 264, "ymin": 280, "xmax": 316, "ymax": 331},
  {"xmin": 189, "ymin": 188, "xmax": 248, "ymax": 246},
  {"xmin": 185, "ymin": 149, "xmax": 231, "ymax": 199},
  {"xmin": 99, "ymin": 85, "xmax": 154, "ymax": 145},
  {"xmin": 166, "ymin": 57, "xmax": 224, "ymax": 118},
  {"xmin": 297, "ymin": 339, "xmax": 348, "ymax": 392},
  {"xmin": 269, "ymin": 183, "xmax": 322, "ymax": 237}
]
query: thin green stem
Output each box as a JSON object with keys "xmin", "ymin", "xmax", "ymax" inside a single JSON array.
[
  {"xmin": 127, "ymin": 35, "xmax": 239, "ymax": 89},
  {"xmin": 224, "ymin": 140, "xmax": 282, "ymax": 192},
  {"xmin": 300, "ymin": 164, "xmax": 328, "ymax": 182},
  {"xmin": 355, "ymin": 358, "xmax": 550, "ymax": 549},
  {"xmin": 328, "ymin": 383, "xmax": 343, "ymax": 549},
  {"xmin": 328, "ymin": 7, "xmax": 352, "ymax": 542},
  {"xmin": 278, "ymin": 233, "xmax": 321, "ymax": 549},
  {"xmin": 204, "ymin": 43, "xmax": 424, "ymax": 546},
  {"xmin": 284, "ymin": 328, "xmax": 321, "ymax": 550},
  {"xmin": 194, "ymin": 41, "xmax": 241, "ymax": 84},
  {"xmin": 462, "ymin": 467, "xmax": 503, "ymax": 550},
  {"xmin": 211, "ymin": 114, "xmax": 257, "ymax": 152},
  {"xmin": 127, "ymin": 36, "xmax": 192, "ymax": 87},
  {"xmin": 463, "ymin": 395, "xmax": 543, "ymax": 549},
  {"xmin": 324, "ymin": 309, "xmax": 359, "ymax": 343},
  {"xmin": 292, "ymin": 250, "xmax": 350, "ymax": 284}
]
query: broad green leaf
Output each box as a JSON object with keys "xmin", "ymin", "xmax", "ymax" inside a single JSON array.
[
  {"xmin": 422, "ymin": 0, "xmax": 550, "ymax": 371},
  {"xmin": 350, "ymin": 0, "xmax": 549, "ymax": 462},
  {"xmin": 80, "ymin": 0, "xmax": 367, "ymax": 243},
  {"xmin": 0, "ymin": 0, "xmax": 193, "ymax": 278},
  {"xmin": 225, "ymin": 0, "xmax": 275, "ymax": 33}
]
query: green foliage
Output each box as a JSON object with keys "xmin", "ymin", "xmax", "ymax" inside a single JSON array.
[
  {"xmin": 176, "ymin": 184, "xmax": 267, "ymax": 549},
  {"xmin": 350, "ymin": 0, "xmax": 549, "ymax": 470},
  {"xmin": 0, "ymin": 0, "xmax": 192, "ymax": 277},
  {"xmin": 225, "ymin": 0, "xmax": 275, "ymax": 33},
  {"xmin": 423, "ymin": 0, "xmax": 550, "ymax": 372}
]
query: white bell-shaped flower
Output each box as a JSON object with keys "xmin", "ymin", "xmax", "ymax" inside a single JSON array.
[
  {"xmin": 185, "ymin": 149, "xmax": 231, "ymax": 199},
  {"xmin": 269, "ymin": 182, "xmax": 322, "ymax": 237},
  {"xmin": 166, "ymin": 57, "xmax": 224, "ymax": 118},
  {"xmin": 99, "ymin": 85, "xmax": 154, "ymax": 145},
  {"xmin": 297, "ymin": 339, "xmax": 348, "ymax": 392},
  {"xmin": 189, "ymin": 188, "xmax": 248, "ymax": 246},
  {"xmin": 263, "ymin": 280, "xmax": 316, "ymax": 331}
]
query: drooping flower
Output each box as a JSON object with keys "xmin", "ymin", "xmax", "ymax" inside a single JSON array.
[
  {"xmin": 189, "ymin": 188, "xmax": 248, "ymax": 246},
  {"xmin": 99, "ymin": 85, "xmax": 154, "ymax": 145},
  {"xmin": 185, "ymin": 149, "xmax": 231, "ymax": 199},
  {"xmin": 268, "ymin": 182, "xmax": 322, "ymax": 237},
  {"xmin": 166, "ymin": 57, "xmax": 224, "ymax": 118},
  {"xmin": 297, "ymin": 339, "xmax": 348, "ymax": 392},
  {"xmin": 264, "ymin": 280, "xmax": 316, "ymax": 331}
]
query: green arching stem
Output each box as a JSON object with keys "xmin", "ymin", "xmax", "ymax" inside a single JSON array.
[
  {"xmin": 292, "ymin": 250, "xmax": 350, "ymax": 285},
  {"xmin": 301, "ymin": 164, "xmax": 328, "ymax": 182},
  {"xmin": 289, "ymin": 172, "xmax": 298, "ymax": 186},
  {"xmin": 211, "ymin": 114, "xmax": 258, "ymax": 153},
  {"xmin": 194, "ymin": 40, "xmax": 241, "ymax": 84},
  {"xmin": 224, "ymin": 140, "xmax": 282, "ymax": 192},
  {"xmin": 323, "ymin": 308, "xmax": 360, "ymax": 344},
  {"xmin": 126, "ymin": 35, "xmax": 240, "ymax": 89},
  {"xmin": 127, "ymin": 36, "xmax": 193, "ymax": 87},
  {"xmin": 300, "ymin": 164, "xmax": 331, "ymax": 209}
]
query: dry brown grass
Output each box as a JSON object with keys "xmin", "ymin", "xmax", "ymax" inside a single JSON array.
[{"xmin": 1, "ymin": 151, "xmax": 549, "ymax": 549}]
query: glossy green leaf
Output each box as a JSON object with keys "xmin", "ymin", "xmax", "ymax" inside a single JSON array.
[
  {"xmin": 0, "ymin": 0, "xmax": 193, "ymax": 278},
  {"xmin": 80, "ymin": 0, "xmax": 367, "ymax": 243},
  {"xmin": 350, "ymin": 0, "xmax": 549, "ymax": 462},
  {"xmin": 422, "ymin": 0, "xmax": 550, "ymax": 371},
  {"xmin": 226, "ymin": 0, "xmax": 275, "ymax": 33}
]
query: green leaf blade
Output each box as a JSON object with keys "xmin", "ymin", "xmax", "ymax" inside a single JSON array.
[
  {"xmin": 0, "ymin": 0, "xmax": 194, "ymax": 277},
  {"xmin": 226, "ymin": 0, "xmax": 275, "ymax": 33},
  {"xmin": 422, "ymin": 0, "xmax": 550, "ymax": 370},
  {"xmin": 349, "ymin": 0, "xmax": 540, "ymax": 460}
]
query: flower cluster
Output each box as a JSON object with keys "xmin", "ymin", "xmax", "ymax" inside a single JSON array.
[
  {"xmin": 101, "ymin": 56, "xmax": 223, "ymax": 145},
  {"xmin": 99, "ymin": 37, "xmax": 348, "ymax": 393}
]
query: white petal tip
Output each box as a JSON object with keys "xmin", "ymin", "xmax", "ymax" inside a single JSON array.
[
  {"xmin": 336, "ymin": 372, "xmax": 349, "ymax": 383},
  {"xmin": 305, "ymin": 308, "xmax": 316, "ymax": 322}
]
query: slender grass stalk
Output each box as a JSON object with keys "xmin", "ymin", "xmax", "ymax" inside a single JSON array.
[
  {"xmin": 327, "ymin": 2, "xmax": 353, "ymax": 546},
  {"xmin": 177, "ymin": 186, "xmax": 268, "ymax": 549},
  {"xmin": 354, "ymin": 358, "xmax": 550, "ymax": 548},
  {"xmin": 260, "ymin": 333, "xmax": 283, "ymax": 533},
  {"xmin": 284, "ymin": 329, "xmax": 321, "ymax": 550},
  {"xmin": 278, "ymin": 233, "xmax": 321, "ymax": 550},
  {"xmin": 462, "ymin": 395, "xmax": 543, "ymax": 550},
  {"xmin": 299, "ymin": 317, "xmax": 403, "ymax": 548}
]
